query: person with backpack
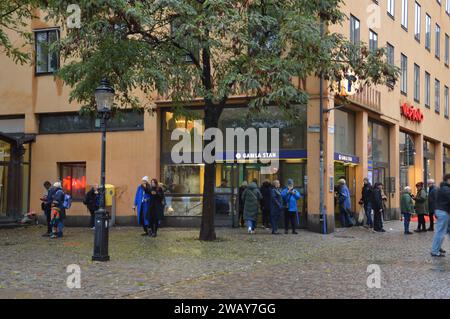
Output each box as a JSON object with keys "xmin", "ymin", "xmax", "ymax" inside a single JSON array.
[
  {"xmin": 400, "ymin": 186, "xmax": 415, "ymax": 235},
  {"xmin": 50, "ymin": 182, "xmax": 66, "ymax": 238},
  {"xmin": 83, "ymin": 184, "xmax": 100, "ymax": 229},
  {"xmin": 242, "ymin": 180, "xmax": 262, "ymax": 234},
  {"xmin": 427, "ymin": 179, "xmax": 437, "ymax": 231},
  {"xmin": 431, "ymin": 174, "xmax": 450, "ymax": 257},
  {"xmin": 281, "ymin": 179, "xmax": 301, "ymax": 234}
]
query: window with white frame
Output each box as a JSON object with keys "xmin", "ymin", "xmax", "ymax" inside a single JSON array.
[
  {"xmin": 401, "ymin": 0, "xmax": 408, "ymax": 29},
  {"xmin": 414, "ymin": 2, "xmax": 421, "ymax": 41},
  {"xmin": 445, "ymin": 86, "xmax": 449, "ymax": 118},
  {"xmin": 401, "ymin": 54, "xmax": 408, "ymax": 94},
  {"xmin": 436, "ymin": 24, "xmax": 441, "ymax": 59},
  {"xmin": 388, "ymin": 0, "xmax": 395, "ymax": 17},
  {"xmin": 445, "ymin": 33, "xmax": 449, "ymax": 65},
  {"xmin": 446, "ymin": 0, "xmax": 450, "ymax": 14},
  {"xmin": 425, "ymin": 14, "xmax": 431, "ymax": 50},
  {"xmin": 414, "ymin": 64, "xmax": 420, "ymax": 102},
  {"xmin": 435, "ymin": 78, "xmax": 441, "ymax": 113},
  {"xmin": 425, "ymin": 71, "xmax": 431, "ymax": 107}
]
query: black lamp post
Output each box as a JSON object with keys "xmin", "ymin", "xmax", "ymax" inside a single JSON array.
[{"xmin": 92, "ymin": 78, "xmax": 114, "ymax": 262}]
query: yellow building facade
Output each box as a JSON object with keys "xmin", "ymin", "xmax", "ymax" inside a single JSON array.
[{"xmin": 0, "ymin": 0, "xmax": 449, "ymax": 232}]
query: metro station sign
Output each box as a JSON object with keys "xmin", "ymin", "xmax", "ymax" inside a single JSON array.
[{"xmin": 400, "ymin": 102, "xmax": 424, "ymax": 123}]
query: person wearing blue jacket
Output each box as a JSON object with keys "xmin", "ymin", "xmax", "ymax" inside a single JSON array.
[
  {"xmin": 133, "ymin": 176, "xmax": 152, "ymax": 236},
  {"xmin": 338, "ymin": 178, "xmax": 353, "ymax": 227},
  {"xmin": 281, "ymin": 179, "xmax": 301, "ymax": 234}
]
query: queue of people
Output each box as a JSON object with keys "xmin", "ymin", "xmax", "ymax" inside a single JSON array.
[{"xmin": 239, "ymin": 178, "xmax": 301, "ymax": 235}]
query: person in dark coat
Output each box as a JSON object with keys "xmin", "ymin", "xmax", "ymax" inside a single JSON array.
[
  {"xmin": 40, "ymin": 181, "xmax": 53, "ymax": 237},
  {"xmin": 360, "ymin": 178, "xmax": 373, "ymax": 228},
  {"xmin": 270, "ymin": 180, "xmax": 283, "ymax": 234},
  {"xmin": 427, "ymin": 179, "xmax": 437, "ymax": 231},
  {"xmin": 50, "ymin": 182, "xmax": 66, "ymax": 238},
  {"xmin": 431, "ymin": 174, "xmax": 450, "ymax": 257},
  {"xmin": 414, "ymin": 182, "xmax": 428, "ymax": 232},
  {"xmin": 148, "ymin": 178, "xmax": 165, "ymax": 237},
  {"xmin": 133, "ymin": 176, "xmax": 151, "ymax": 235},
  {"xmin": 371, "ymin": 182, "xmax": 385, "ymax": 232},
  {"xmin": 83, "ymin": 184, "xmax": 100, "ymax": 229},
  {"xmin": 260, "ymin": 180, "xmax": 272, "ymax": 229},
  {"xmin": 242, "ymin": 181, "xmax": 262, "ymax": 234},
  {"xmin": 238, "ymin": 181, "xmax": 248, "ymax": 227}
]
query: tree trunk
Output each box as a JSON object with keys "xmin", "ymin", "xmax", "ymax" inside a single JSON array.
[{"xmin": 199, "ymin": 106, "xmax": 220, "ymax": 241}]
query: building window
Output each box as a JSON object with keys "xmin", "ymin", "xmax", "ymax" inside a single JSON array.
[
  {"xmin": 425, "ymin": 71, "xmax": 431, "ymax": 107},
  {"xmin": 401, "ymin": 0, "xmax": 408, "ymax": 29},
  {"xmin": 425, "ymin": 14, "xmax": 431, "ymax": 50},
  {"xmin": 400, "ymin": 54, "xmax": 408, "ymax": 94},
  {"xmin": 436, "ymin": 24, "xmax": 441, "ymax": 59},
  {"xmin": 445, "ymin": 33, "xmax": 449, "ymax": 66},
  {"xmin": 435, "ymin": 79, "xmax": 441, "ymax": 113},
  {"xmin": 59, "ymin": 163, "xmax": 86, "ymax": 201},
  {"xmin": 445, "ymin": 86, "xmax": 449, "ymax": 118},
  {"xmin": 35, "ymin": 29, "xmax": 59, "ymax": 74},
  {"xmin": 39, "ymin": 111, "xmax": 144, "ymax": 134},
  {"xmin": 414, "ymin": 2, "xmax": 421, "ymax": 41},
  {"xmin": 350, "ymin": 15, "xmax": 360, "ymax": 44},
  {"xmin": 388, "ymin": 0, "xmax": 395, "ymax": 17},
  {"xmin": 414, "ymin": 64, "xmax": 420, "ymax": 102},
  {"xmin": 334, "ymin": 109, "xmax": 356, "ymax": 156},
  {"xmin": 369, "ymin": 30, "xmax": 378, "ymax": 52},
  {"xmin": 386, "ymin": 43, "xmax": 395, "ymax": 87},
  {"xmin": 446, "ymin": 0, "xmax": 450, "ymax": 14}
]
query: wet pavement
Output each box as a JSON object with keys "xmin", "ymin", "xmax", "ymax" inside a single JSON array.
[{"xmin": 0, "ymin": 220, "xmax": 449, "ymax": 299}]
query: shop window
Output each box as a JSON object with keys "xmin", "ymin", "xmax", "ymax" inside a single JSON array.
[
  {"xmin": 35, "ymin": 29, "xmax": 59, "ymax": 75},
  {"xmin": 371, "ymin": 122, "xmax": 389, "ymax": 163},
  {"xmin": 162, "ymin": 164, "xmax": 202, "ymax": 195},
  {"xmin": 334, "ymin": 109, "xmax": 356, "ymax": 155},
  {"xmin": 0, "ymin": 141, "xmax": 11, "ymax": 162},
  {"xmin": 400, "ymin": 132, "xmax": 415, "ymax": 166},
  {"xmin": 58, "ymin": 163, "xmax": 86, "ymax": 201}
]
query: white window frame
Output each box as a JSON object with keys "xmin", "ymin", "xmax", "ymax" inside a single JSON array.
[
  {"xmin": 401, "ymin": 0, "xmax": 409, "ymax": 29},
  {"xmin": 388, "ymin": 0, "xmax": 395, "ymax": 17},
  {"xmin": 414, "ymin": 2, "xmax": 421, "ymax": 41}
]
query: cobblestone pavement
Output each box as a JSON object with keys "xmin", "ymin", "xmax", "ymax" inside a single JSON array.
[{"xmin": 0, "ymin": 220, "xmax": 449, "ymax": 299}]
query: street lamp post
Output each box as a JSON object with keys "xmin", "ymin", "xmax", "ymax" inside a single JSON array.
[{"xmin": 92, "ymin": 78, "xmax": 114, "ymax": 262}]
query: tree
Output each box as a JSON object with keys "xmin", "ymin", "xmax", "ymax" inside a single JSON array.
[
  {"xmin": 43, "ymin": 0, "xmax": 399, "ymax": 241},
  {"xmin": 0, "ymin": 0, "xmax": 42, "ymax": 64}
]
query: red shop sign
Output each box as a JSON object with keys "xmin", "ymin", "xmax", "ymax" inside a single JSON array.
[{"xmin": 400, "ymin": 102, "xmax": 424, "ymax": 123}]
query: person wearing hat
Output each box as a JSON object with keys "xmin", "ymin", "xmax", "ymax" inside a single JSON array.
[
  {"xmin": 133, "ymin": 176, "xmax": 152, "ymax": 236},
  {"xmin": 281, "ymin": 179, "xmax": 301, "ymax": 234},
  {"xmin": 414, "ymin": 181, "xmax": 428, "ymax": 232},
  {"xmin": 400, "ymin": 186, "xmax": 414, "ymax": 235},
  {"xmin": 337, "ymin": 178, "xmax": 353, "ymax": 228}
]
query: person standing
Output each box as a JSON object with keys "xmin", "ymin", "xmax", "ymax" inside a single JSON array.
[
  {"xmin": 148, "ymin": 178, "xmax": 165, "ymax": 237},
  {"xmin": 238, "ymin": 181, "xmax": 247, "ymax": 227},
  {"xmin": 371, "ymin": 182, "xmax": 385, "ymax": 232},
  {"xmin": 270, "ymin": 180, "xmax": 283, "ymax": 235},
  {"xmin": 83, "ymin": 184, "xmax": 100, "ymax": 229},
  {"xmin": 260, "ymin": 180, "xmax": 272, "ymax": 229},
  {"xmin": 360, "ymin": 178, "xmax": 373, "ymax": 228},
  {"xmin": 337, "ymin": 179, "xmax": 352, "ymax": 228},
  {"xmin": 133, "ymin": 176, "xmax": 152, "ymax": 236},
  {"xmin": 242, "ymin": 180, "xmax": 262, "ymax": 234},
  {"xmin": 40, "ymin": 181, "xmax": 53, "ymax": 237},
  {"xmin": 281, "ymin": 179, "xmax": 301, "ymax": 234},
  {"xmin": 400, "ymin": 186, "xmax": 414, "ymax": 235},
  {"xmin": 51, "ymin": 182, "xmax": 66, "ymax": 238},
  {"xmin": 430, "ymin": 174, "xmax": 450, "ymax": 257},
  {"xmin": 414, "ymin": 182, "xmax": 428, "ymax": 233},
  {"xmin": 427, "ymin": 179, "xmax": 437, "ymax": 231}
]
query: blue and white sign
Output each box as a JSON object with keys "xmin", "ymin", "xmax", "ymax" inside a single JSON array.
[{"xmin": 334, "ymin": 152, "xmax": 360, "ymax": 164}]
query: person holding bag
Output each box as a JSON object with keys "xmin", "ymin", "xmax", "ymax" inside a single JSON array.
[{"xmin": 401, "ymin": 186, "xmax": 414, "ymax": 235}]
